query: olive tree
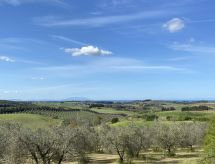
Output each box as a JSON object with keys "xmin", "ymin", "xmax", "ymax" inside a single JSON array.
[
  {"xmin": 179, "ymin": 122, "xmax": 207, "ymax": 151},
  {"xmin": 70, "ymin": 126, "xmax": 96, "ymax": 163},
  {"xmin": 124, "ymin": 125, "xmax": 151, "ymax": 158},
  {"xmin": 0, "ymin": 122, "xmax": 27, "ymax": 164},
  {"xmin": 17, "ymin": 125, "xmax": 95, "ymax": 164},
  {"xmin": 154, "ymin": 124, "xmax": 180, "ymax": 156},
  {"xmin": 100, "ymin": 126, "xmax": 127, "ymax": 162}
]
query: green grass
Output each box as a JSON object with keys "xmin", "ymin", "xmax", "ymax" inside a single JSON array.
[
  {"xmin": 110, "ymin": 119, "xmax": 146, "ymax": 127},
  {"xmin": 0, "ymin": 114, "xmax": 61, "ymax": 129},
  {"xmin": 85, "ymin": 148, "xmax": 203, "ymax": 164},
  {"xmin": 90, "ymin": 107, "xmax": 134, "ymax": 115},
  {"xmin": 156, "ymin": 110, "xmax": 215, "ymax": 121}
]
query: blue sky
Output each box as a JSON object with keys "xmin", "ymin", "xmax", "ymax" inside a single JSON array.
[{"xmin": 0, "ymin": 0, "xmax": 215, "ymax": 100}]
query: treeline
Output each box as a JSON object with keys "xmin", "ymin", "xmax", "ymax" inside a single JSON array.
[
  {"xmin": 0, "ymin": 105, "xmax": 81, "ymax": 114},
  {"xmin": 0, "ymin": 122, "xmax": 207, "ymax": 163},
  {"xmin": 162, "ymin": 107, "xmax": 176, "ymax": 111},
  {"xmin": 182, "ymin": 106, "xmax": 210, "ymax": 111}
]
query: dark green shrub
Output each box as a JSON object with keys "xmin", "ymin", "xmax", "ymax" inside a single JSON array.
[
  {"xmin": 166, "ymin": 116, "xmax": 172, "ymax": 121},
  {"xmin": 143, "ymin": 113, "xmax": 158, "ymax": 121},
  {"xmin": 111, "ymin": 117, "xmax": 119, "ymax": 124},
  {"xmin": 184, "ymin": 116, "xmax": 192, "ymax": 121}
]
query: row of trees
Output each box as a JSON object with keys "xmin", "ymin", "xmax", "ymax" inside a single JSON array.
[
  {"xmin": 161, "ymin": 107, "xmax": 176, "ymax": 111},
  {"xmin": 182, "ymin": 105, "xmax": 210, "ymax": 111},
  {"xmin": 101, "ymin": 122, "xmax": 207, "ymax": 162},
  {"xmin": 0, "ymin": 123, "xmax": 96, "ymax": 164},
  {"xmin": 0, "ymin": 122, "xmax": 207, "ymax": 164}
]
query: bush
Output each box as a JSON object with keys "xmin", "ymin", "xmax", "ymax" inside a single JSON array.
[
  {"xmin": 143, "ymin": 113, "xmax": 158, "ymax": 121},
  {"xmin": 204, "ymin": 118, "xmax": 215, "ymax": 162},
  {"xmin": 111, "ymin": 117, "xmax": 119, "ymax": 124},
  {"xmin": 162, "ymin": 107, "xmax": 176, "ymax": 111},
  {"xmin": 89, "ymin": 104, "xmax": 105, "ymax": 108},
  {"xmin": 166, "ymin": 116, "xmax": 172, "ymax": 121},
  {"xmin": 184, "ymin": 116, "xmax": 192, "ymax": 121}
]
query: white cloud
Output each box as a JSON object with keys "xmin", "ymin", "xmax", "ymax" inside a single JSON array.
[
  {"xmin": 163, "ymin": 18, "xmax": 185, "ymax": 33},
  {"xmin": 0, "ymin": 56, "xmax": 14, "ymax": 62},
  {"xmin": 64, "ymin": 46, "xmax": 112, "ymax": 56}
]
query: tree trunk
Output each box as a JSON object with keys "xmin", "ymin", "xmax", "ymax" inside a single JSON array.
[
  {"xmin": 116, "ymin": 147, "xmax": 124, "ymax": 162},
  {"xmin": 57, "ymin": 154, "xmax": 64, "ymax": 164},
  {"xmin": 167, "ymin": 147, "xmax": 171, "ymax": 156},
  {"xmin": 190, "ymin": 145, "xmax": 194, "ymax": 151}
]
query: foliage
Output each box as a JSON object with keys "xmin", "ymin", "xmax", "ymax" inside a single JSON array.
[
  {"xmin": 162, "ymin": 107, "xmax": 176, "ymax": 111},
  {"xmin": 143, "ymin": 113, "xmax": 158, "ymax": 121},
  {"xmin": 182, "ymin": 105, "xmax": 210, "ymax": 111},
  {"xmin": 111, "ymin": 117, "xmax": 119, "ymax": 124},
  {"xmin": 204, "ymin": 118, "xmax": 215, "ymax": 163}
]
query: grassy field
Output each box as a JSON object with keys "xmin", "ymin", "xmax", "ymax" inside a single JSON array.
[
  {"xmin": 0, "ymin": 114, "xmax": 61, "ymax": 129},
  {"xmin": 156, "ymin": 110, "xmax": 215, "ymax": 121},
  {"xmin": 90, "ymin": 107, "xmax": 134, "ymax": 115}
]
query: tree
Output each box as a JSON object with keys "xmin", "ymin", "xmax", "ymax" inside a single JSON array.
[
  {"xmin": 70, "ymin": 126, "xmax": 95, "ymax": 163},
  {"xmin": 124, "ymin": 126, "xmax": 151, "ymax": 158},
  {"xmin": 154, "ymin": 124, "xmax": 180, "ymax": 156},
  {"xmin": 0, "ymin": 122, "xmax": 27, "ymax": 164},
  {"xmin": 18, "ymin": 126, "xmax": 94, "ymax": 164},
  {"xmin": 179, "ymin": 122, "xmax": 207, "ymax": 151},
  {"xmin": 100, "ymin": 126, "xmax": 127, "ymax": 162}
]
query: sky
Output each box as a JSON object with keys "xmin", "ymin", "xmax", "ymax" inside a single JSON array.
[{"xmin": 0, "ymin": 0, "xmax": 215, "ymax": 100}]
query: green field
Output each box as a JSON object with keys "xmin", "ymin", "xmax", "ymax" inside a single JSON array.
[
  {"xmin": 0, "ymin": 114, "xmax": 61, "ymax": 129},
  {"xmin": 90, "ymin": 107, "xmax": 134, "ymax": 115}
]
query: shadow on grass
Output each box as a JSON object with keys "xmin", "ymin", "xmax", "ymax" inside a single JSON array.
[
  {"xmin": 85, "ymin": 151, "xmax": 202, "ymax": 164},
  {"xmin": 176, "ymin": 153, "xmax": 200, "ymax": 158},
  {"xmin": 88, "ymin": 159, "xmax": 117, "ymax": 164}
]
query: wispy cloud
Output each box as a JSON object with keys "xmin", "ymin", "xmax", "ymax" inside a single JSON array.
[
  {"xmin": 171, "ymin": 43, "xmax": 215, "ymax": 54},
  {"xmin": 98, "ymin": 0, "xmax": 133, "ymax": 8},
  {"xmin": 0, "ymin": 37, "xmax": 48, "ymax": 50},
  {"xmin": 64, "ymin": 46, "xmax": 112, "ymax": 57},
  {"xmin": 31, "ymin": 77, "xmax": 45, "ymax": 80},
  {"xmin": 0, "ymin": 56, "xmax": 15, "ymax": 62},
  {"xmin": 34, "ymin": 10, "xmax": 171, "ymax": 27},
  {"xmin": 36, "ymin": 57, "xmax": 188, "ymax": 74},
  {"xmin": 189, "ymin": 18, "xmax": 215, "ymax": 24},
  {"xmin": 52, "ymin": 35, "xmax": 87, "ymax": 46},
  {"xmin": 167, "ymin": 57, "xmax": 190, "ymax": 62},
  {"xmin": 0, "ymin": 0, "xmax": 67, "ymax": 6},
  {"xmin": 1, "ymin": 90, "xmax": 19, "ymax": 94}
]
